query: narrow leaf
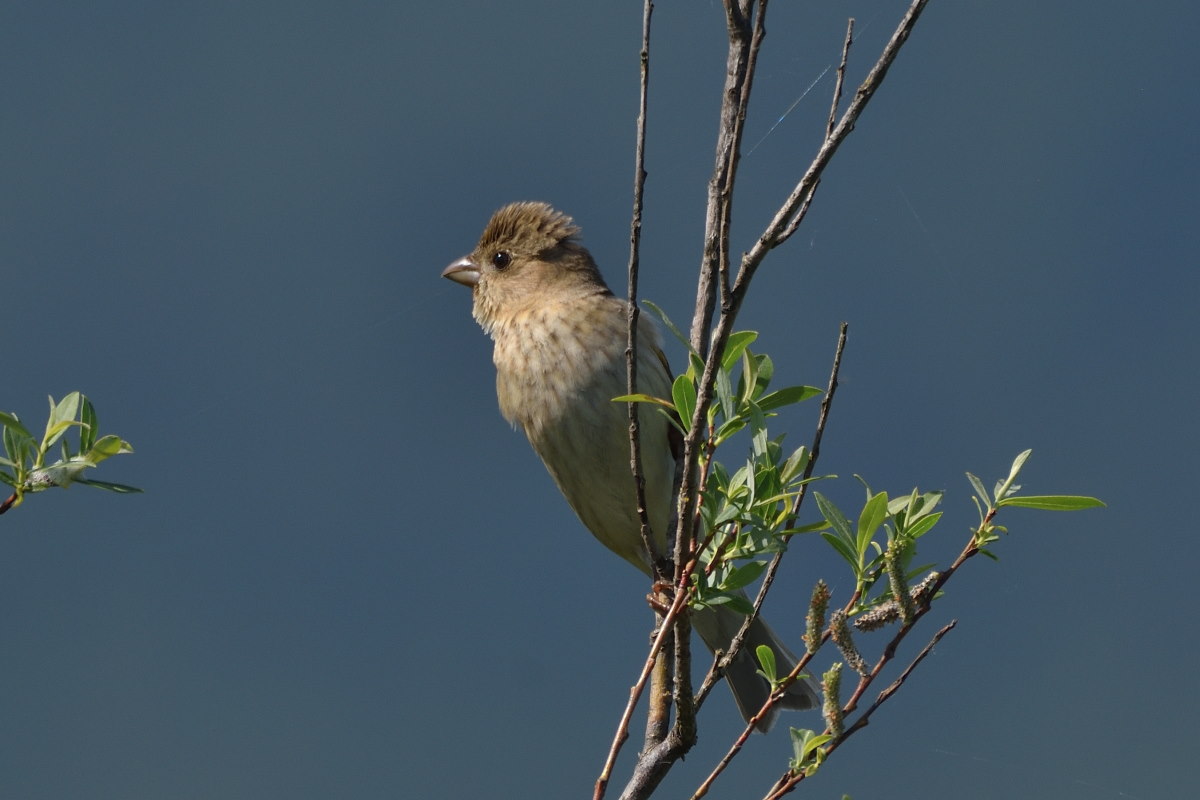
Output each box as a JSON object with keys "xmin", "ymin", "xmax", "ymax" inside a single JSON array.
[
  {"xmin": 642, "ymin": 300, "xmax": 691, "ymax": 351},
  {"xmin": 75, "ymin": 478, "xmax": 144, "ymax": 493},
  {"xmin": 820, "ymin": 531, "xmax": 859, "ymax": 569},
  {"xmin": 966, "ymin": 472, "xmax": 991, "ymax": 506},
  {"xmin": 671, "ymin": 374, "xmax": 697, "ymax": 427},
  {"xmin": 0, "ymin": 411, "xmax": 33, "ymax": 440},
  {"xmin": 721, "ymin": 331, "xmax": 759, "ymax": 371},
  {"xmin": 903, "ymin": 511, "xmax": 942, "ymax": 538},
  {"xmin": 79, "ymin": 396, "xmax": 97, "ymax": 453},
  {"xmin": 856, "ymin": 492, "xmax": 889, "ymax": 558},
  {"xmin": 758, "ymin": 385, "xmax": 823, "ymax": 412},
  {"xmin": 996, "ymin": 495, "xmax": 1106, "ymax": 511},
  {"xmin": 814, "ymin": 492, "xmax": 854, "ymax": 541},
  {"xmin": 612, "ymin": 393, "xmax": 675, "ymax": 410},
  {"xmin": 721, "ymin": 561, "xmax": 767, "ymax": 591}
]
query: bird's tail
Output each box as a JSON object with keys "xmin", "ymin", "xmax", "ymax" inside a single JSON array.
[{"xmin": 691, "ymin": 603, "xmax": 819, "ymax": 732}]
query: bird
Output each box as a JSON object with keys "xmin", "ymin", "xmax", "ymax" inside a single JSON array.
[{"xmin": 442, "ymin": 201, "xmax": 818, "ymax": 730}]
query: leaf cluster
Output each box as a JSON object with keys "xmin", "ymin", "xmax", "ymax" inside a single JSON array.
[
  {"xmin": 0, "ymin": 391, "xmax": 141, "ymax": 513},
  {"xmin": 618, "ymin": 311, "xmax": 824, "ymax": 615}
]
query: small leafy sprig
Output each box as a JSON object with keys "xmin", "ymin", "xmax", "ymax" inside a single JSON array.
[
  {"xmin": 0, "ymin": 391, "xmax": 141, "ymax": 515},
  {"xmin": 616, "ymin": 308, "xmax": 825, "ymax": 614},
  {"xmin": 765, "ymin": 451, "xmax": 1104, "ymax": 798}
]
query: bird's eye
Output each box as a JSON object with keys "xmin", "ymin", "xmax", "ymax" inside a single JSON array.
[{"xmin": 491, "ymin": 251, "xmax": 512, "ymax": 270}]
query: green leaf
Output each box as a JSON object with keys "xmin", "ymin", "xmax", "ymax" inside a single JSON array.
[
  {"xmin": 715, "ymin": 360, "xmax": 735, "ymax": 424},
  {"xmin": 781, "ymin": 445, "xmax": 809, "ymax": 483},
  {"xmin": 758, "ymin": 385, "xmax": 823, "ymax": 412},
  {"xmin": 79, "ymin": 396, "xmax": 97, "ymax": 453},
  {"xmin": 752, "ymin": 353, "xmax": 775, "ymax": 399},
  {"xmin": 75, "ymin": 478, "xmax": 144, "ymax": 493},
  {"xmin": 671, "ymin": 374, "xmax": 697, "ymax": 427},
  {"xmin": 714, "ymin": 417, "xmax": 748, "ymax": 443},
  {"xmin": 612, "ymin": 393, "xmax": 675, "ymax": 409},
  {"xmin": 991, "ymin": 449, "xmax": 1032, "ymax": 501},
  {"xmin": 87, "ymin": 435, "xmax": 134, "ymax": 463},
  {"xmin": 789, "ymin": 727, "xmax": 834, "ymax": 768},
  {"xmin": 814, "ymin": 492, "xmax": 853, "ymax": 541},
  {"xmin": 902, "ymin": 511, "xmax": 942, "ymax": 538},
  {"xmin": 749, "ymin": 406, "xmax": 769, "ymax": 459},
  {"xmin": 1006, "ymin": 449, "xmax": 1033, "ymax": 484},
  {"xmin": 0, "ymin": 410, "xmax": 33, "ymax": 440},
  {"xmin": 45, "ymin": 393, "xmax": 81, "ymax": 443},
  {"xmin": 755, "ymin": 644, "xmax": 778, "ymax": 684},
  {"xmin": 721, "ymin": 331, "xmax": 759, "ymax": 371},
  {"xmin": 739, "ymin": 349, "xmax": 759, "ymax": 405},
  {"xmin": 42, "ymin": 419, "xmax": 84, "ymax": 452},
  {"xmin": 965, "ymin": 472, "xmax": 991, "ymax": 507},
  {"xmin": 721, "ymin": 561, "xmax": 767, "ymax": 591},
  {"xmin": 782, "ymin": 519, "xmax": 830, "ymax": 535},
  {"xmin": 642, "ymin": 300, "xmax": 691, "ymax": 351},
  {"xmin": 996, "ymin": 495, "xmax": 1106, "ymax": 511},
  {"xmin": 820, "ymin": 531, "xmax": 859, "ymax": 569},
  {"xmin": 4, "ymin": 424, "xmax": 35, "ymax": 467},
  {"xmin": 856, "ymin": 492, "xmax": 889, "ymax": 558},
  {"xmin": 701, "ymin": 592, "xmax": 755, "ymax": 616}
]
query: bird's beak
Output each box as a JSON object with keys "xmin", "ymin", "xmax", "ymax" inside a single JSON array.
[{"xmin": 442, "ymin": 256, "xmax": 480, "ymax": 287}]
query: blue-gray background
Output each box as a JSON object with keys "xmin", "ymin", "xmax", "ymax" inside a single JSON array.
[{"xmin": 2, "ymin": 1, "xmax": 1192, "ymax": 798}]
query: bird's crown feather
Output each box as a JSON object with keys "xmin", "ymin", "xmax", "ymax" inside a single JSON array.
[{"xmin": 478, "ymin": 202, "xmax": 581, "ymax": 254}]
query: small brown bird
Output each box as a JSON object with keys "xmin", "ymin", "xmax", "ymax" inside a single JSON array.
[{"xmin": 443, "ymin": 202, "xmax": 817, "ymax": 729}]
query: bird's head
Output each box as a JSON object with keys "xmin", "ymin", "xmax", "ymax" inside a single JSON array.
[{"xmin": 442, "ymin": 202, "xmax": 610, "ymax": 333}]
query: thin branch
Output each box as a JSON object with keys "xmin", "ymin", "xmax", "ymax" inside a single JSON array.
[
  {"xmin": 595, "ymin": 581, "xmax": 692, "ymax": 800},
  {"xmin": 751, "ymin": 0, "xmax": 930, "ymax": 256},
  {"xmin": 846, "ymin": 621, "xmax": 957, "ymax": 734},
  {"xmin": 825, "ymin": 19, "xmax": 855, "ymax": 140},
  {"xmin": 691, "ymin": 0, "xmax": 767, "ymax": 356},
  {"xmin": 763, "ymin": 622, "xmax": 957, "ymax": 800},
  {"xmin": 601, "ymin": 3, "xmax": 663, "ymax": 798},
  {"xmin": 626, "ymin": 0, "xmax": 662, "ymax": 582}
]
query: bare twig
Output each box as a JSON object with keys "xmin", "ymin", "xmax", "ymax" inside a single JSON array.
[
  {"xmin": 691, "ymin": 0, "xmax": 767, "ymax": 357},
  {"xmin": 763, "ymin": 622, "xmax": 957, "ymax": 799},
  {"xmin": 767, "ymin": 0, "xmax": 929, "ymax": 249},
  {"xmin": 826, "ymin": 19, "xmax": 855, "ymax": 139},
  {"xmin": 625, "ymin": 0, "xmax": 661, "ymax": 582},
  {"xmin": 602, "ymin": 2, "xmax": 666, "ymax": 798}
]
